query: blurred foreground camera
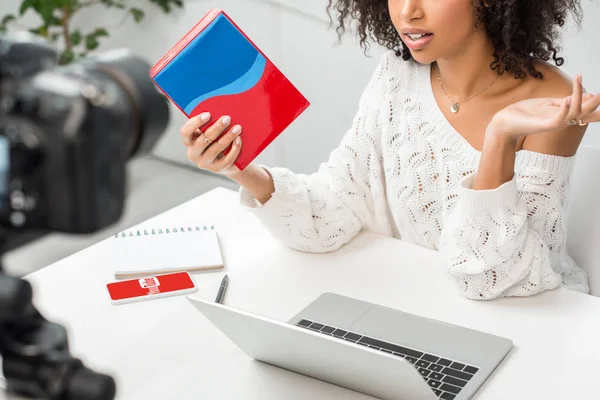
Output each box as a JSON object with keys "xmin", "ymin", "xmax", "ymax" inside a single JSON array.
[
  {"xmin": 0, "ymin": 31, "xmax": 169, "ymax": 233},
  {"xmin": 0, "ymin": 31, "xmax": 171, "ymax": 399}
]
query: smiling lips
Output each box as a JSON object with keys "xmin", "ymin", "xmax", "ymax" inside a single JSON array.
[{"xmin": 401, "ymin": 28, "xmax": 434, "ymax": 51}]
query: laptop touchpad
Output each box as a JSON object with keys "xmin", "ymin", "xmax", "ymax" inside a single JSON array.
[
  {"xmin": 349, "ymin": 305, "xmax": 437, "ymax": 350},
  {"xmin": 289, "ymin": 292, "xmax": 374, "ymax": 330}
]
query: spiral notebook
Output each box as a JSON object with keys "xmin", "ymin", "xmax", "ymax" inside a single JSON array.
[{"xmin": 110, "ymin": 225, "xmax": 224, "ymax": 278}]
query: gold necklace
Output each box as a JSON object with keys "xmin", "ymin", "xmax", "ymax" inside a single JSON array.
[{"xmin": 436, "ymin": 66, "xmax": 500, "ymax": 113}]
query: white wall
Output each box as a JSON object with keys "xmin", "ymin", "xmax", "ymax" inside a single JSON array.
[
  {"xmin": 558, "ymin": 0, "xmax": 600, "ymax": 147},
  {"xmin": 0, "ymin": 0, "xmax": 598, "ymax": 173}
]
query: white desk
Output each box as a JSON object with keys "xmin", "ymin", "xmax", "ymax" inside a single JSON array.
[{"xmin": 16, "ymin": 187, "xmax": 600, "ymax": 399}]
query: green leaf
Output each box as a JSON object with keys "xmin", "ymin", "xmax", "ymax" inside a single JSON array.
[
  {"xmin": 60, "ymin": 48, "xmax": 75, "ymax": 64},
  {"xmin": 19, "ymin": 0, "xmax": 37, "ymax": 16},
  {"xmin": 0, "ymin": 14, "xmax": 16, "ymax": 33},
  {"xmin": 99, "ymin": 0, "xmax": 125, "ymax": 8},
  {"xmin": 21, "ymin": 0, "xmax": 62, "ymax": 27},
  {"xmin": 28, "ymin": 26, "xmax": 48, "ymax": 37},
  {"xmin": 52, "ymin": 0, "xmax": 76, "ymax": 12},
  {"xmin": 1, "ymin": 14, "xmax": 16, "ymax": 25},
  {"xmin": 83, "ymin": 28, "xmax": 108, "ymax": 51},
  {"xmin": 48, "ymin": 14, "xmax": 63, "ymax": 26},
  {"xmin": 149, "ymin": 0, "xmax": 179, "ymax": 13},
  {"xmin": 85, "ymin": 35, "xmax": 99, "ymax": 50},
  {"xmin": 71, "ymin": 29, "xmax": 82, "ymax": 46},
  {"xmin": 130, "ymin": 7, "xmax": 144, "ymax": 22},
  {"xmin": 94, "ymin": 27, "xmax": 109, "ymax": 37},
  {"xmin": 39, "ymin": 3, "xmax": 55, "ymax": 23}
]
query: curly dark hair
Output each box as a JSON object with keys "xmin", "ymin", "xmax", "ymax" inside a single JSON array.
[{"xmin": 326, "ymin": 0, "xmax": 583, "ymax": 79}]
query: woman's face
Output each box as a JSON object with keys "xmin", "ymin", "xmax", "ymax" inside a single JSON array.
[{"xmin": 388, "ymin": 0, "xmax": 485, "ymax": 65}]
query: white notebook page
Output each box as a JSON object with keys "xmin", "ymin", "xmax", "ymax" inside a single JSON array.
[{"xmin": 110, "ymin": 226, "xmax": 223, "ymax": 277}]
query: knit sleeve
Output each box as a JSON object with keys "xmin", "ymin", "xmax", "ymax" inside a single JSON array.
[
  {"xmin": 438, "ymin": 152, "xmax": 588, "ymax": 299},
  {"xmin": 238, "ymin": 51, "xmax": 396, "ymax": 253}
]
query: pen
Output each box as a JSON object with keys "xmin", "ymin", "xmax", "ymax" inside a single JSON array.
[{"xmin": 215, "ymin": 274, "xmax": 228, "ymax": 304}]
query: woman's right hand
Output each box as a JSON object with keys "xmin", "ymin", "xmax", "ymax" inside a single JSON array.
[{"xmin": 180, "ymin": 111, "xmax": 242, "ymax": 176}]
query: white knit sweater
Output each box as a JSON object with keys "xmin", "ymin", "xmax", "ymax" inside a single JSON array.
[{"xmin": 239, "ymin": 50, "xmax": 589, "ymax": 299}]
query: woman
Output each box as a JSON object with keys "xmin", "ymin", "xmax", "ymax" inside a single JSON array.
[{"xmin": 180, "ymin": 0, "xmax": 600, "ymax": 299}]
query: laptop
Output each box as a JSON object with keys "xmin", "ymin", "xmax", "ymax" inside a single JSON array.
[{"xmin": 187, "ymin": 292, "xmax": 513, "ymax": 400}]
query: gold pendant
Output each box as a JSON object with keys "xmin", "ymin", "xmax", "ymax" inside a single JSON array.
[{"xmin": 450, "ymin": 103, "xmax": 459, "ymax": 113}]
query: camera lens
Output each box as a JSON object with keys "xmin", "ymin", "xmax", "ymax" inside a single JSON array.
[
  {"xmin": 65, "ymin": 367, "xmax": 117, "ymax": 400},
  {"xmin": 79, "ymin": 48, "xmax": 170, "ymax": 159},
  {"xmin": 0, "ymin": 275, "xmax": 32, "ymax": 320}
]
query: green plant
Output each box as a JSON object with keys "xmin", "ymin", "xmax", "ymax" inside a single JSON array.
[{"xmin": 0, "ymin": 0, "xmax": 184, "ymax": 64}]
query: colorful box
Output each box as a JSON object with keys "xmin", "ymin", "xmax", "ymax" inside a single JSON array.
[{"xmin": 150, "ymin": 8, "xmax": 310, "ymax": 170}]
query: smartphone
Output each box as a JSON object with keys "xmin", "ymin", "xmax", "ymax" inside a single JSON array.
[{"xmin": 106, "ymin": 271, "xmax": 197, "ymax": 305}]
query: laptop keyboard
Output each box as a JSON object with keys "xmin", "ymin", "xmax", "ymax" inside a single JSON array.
[{"xmin": 296, "ymin": 319, "xmax": 479, "ymax": 400}]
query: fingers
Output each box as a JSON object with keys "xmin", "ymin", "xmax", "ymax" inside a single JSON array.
[
  {"xmin": 583, "ymin": 92, "xmax": 596, "ymax": 102},
  {"xmin": 190, "ymin": 128, "xmax": 202, "ymax": 143},
  {"xmin": 579, "ymin": 109, "xmax": 600, "ymax": 125},
  {"xmin": 555, "ymin": 96, "xmax": 572, "ymax": 125},
  {"xmin": 187, "ymin": 115, "xmax": 232, "ymax": 162},
  {"xmin": 581, "ymin": 92, "xmax": 600, "ymax": 117},
  {"xmin": 548, "ymin": 93, "xmax": 592, "ymax": 108},
  {"xmin": 203, "ymin": 115, "xmax": 232, "ymax": 145},
  {"xmin": 565, "ymin": 74, "xmax": 583, "ymax": 122},
  {"xmin": 213, "ymin": 135, "xmax": 243, "ymax": 171},
  {"xmin": 568, "ymin": 89, "xmax": 600, "ymax": 125},
  {"xmin": 562, "ymin": 75, "xmax": 600, "ymax": 127},
  {"xmin": 203, "ymin": 124, "xmax": 242, "ymax": 164},
  {"xmin": 181, "ymin": 112, "xmax": 210, "ymax": 145}
]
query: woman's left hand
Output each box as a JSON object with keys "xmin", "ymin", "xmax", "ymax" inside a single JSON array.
[{"xmin": 488, "ymin": 74, "xmax": 600, "ymax": 140}]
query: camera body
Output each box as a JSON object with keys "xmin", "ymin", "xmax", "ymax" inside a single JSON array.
[
  {"xmin": 0, "ymin": 31, "xmax": 170, "ymax": 400},
  {"xmin": 0, "ymin": 63, "xmax": 131, "ymax": 234},
  {"xmin": 0, "ymin": 32, "xmax": 168, "ymax": 234}
]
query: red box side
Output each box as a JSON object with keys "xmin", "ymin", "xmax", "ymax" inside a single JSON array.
[{"xmin": 218, "ymin": 11, "xmax": 307, "ymax": 104}]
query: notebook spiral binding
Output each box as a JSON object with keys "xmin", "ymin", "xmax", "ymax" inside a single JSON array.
[{"xmin": 113, "ymin": 225, "xmax": 216, "ymax": 238}]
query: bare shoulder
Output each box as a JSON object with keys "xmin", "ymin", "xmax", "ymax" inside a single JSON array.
[
  {"xmin": 529, "ymin": 61, "xmax": 575, "ymax": 94},
  {"xmin": 520, "ymin": 60, "xmax": 588, "ymax": 157}
]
